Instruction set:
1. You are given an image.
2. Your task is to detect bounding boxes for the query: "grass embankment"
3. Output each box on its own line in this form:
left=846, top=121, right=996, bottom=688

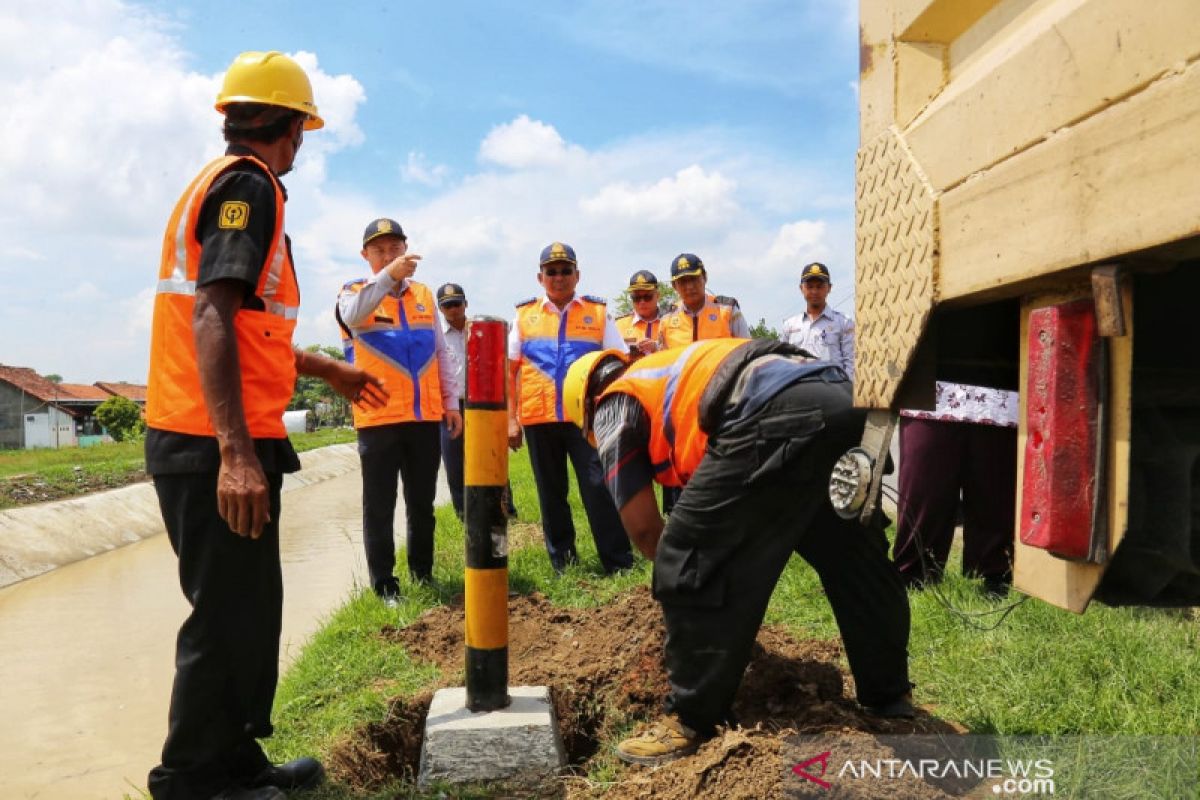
left=262, top=451, right=1200, bottom=799
left=0, top=428, right=356, bottom=510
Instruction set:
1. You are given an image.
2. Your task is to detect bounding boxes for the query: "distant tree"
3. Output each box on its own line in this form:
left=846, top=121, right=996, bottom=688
left=94, top=396, right=145, bottom=442
left=45, top=374, right=63, bottom=384
left=611, top=284, right=679, bottom=317
left=749, top=318, right=779, bottom=340
left=289, top=344, right=353, bottom=426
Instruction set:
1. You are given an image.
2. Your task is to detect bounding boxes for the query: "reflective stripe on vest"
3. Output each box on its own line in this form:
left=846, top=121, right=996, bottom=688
left=660, top=295, right=736, bottom=350
left=339, top=280, right=444, bottom=427
left=146, top=155, right=298, bottom=439
left=601, top=338, right=747, bottom=486
left=517, top=298, right=607, bottom=424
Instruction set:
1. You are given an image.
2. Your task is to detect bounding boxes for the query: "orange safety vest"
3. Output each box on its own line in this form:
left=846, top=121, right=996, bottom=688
left=337, top=280, right=444, bottom=427
left=660, top=294, right=739, bottom=350
left=614, top=313, right=659, bottom=344
left=515, top=295, right=608, bottom=424
left=600, top=338, right=747, bottom=486
left=146, top=155, right=298, bottom=439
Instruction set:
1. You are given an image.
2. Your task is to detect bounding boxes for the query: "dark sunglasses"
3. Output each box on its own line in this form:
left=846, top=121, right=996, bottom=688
left=630, top=293, right=656, bottom=302
left=542, top=267, right=576, bottom=277
left=439, top=300, right=464, bottom=309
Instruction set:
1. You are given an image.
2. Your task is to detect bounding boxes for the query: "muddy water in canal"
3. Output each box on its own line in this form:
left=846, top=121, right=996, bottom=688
left=0, top=469, right=425, bottom=800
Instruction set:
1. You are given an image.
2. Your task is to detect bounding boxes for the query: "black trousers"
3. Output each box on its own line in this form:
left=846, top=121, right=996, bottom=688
left=655, top=379, right=912, bottom=734
left=524, top=421, right=633, bottom=573
left=893, top=416, right=1017, bottom=586
left=359, top=421, right=441, bottom=593
left=148, top=472, right=283, bottom=800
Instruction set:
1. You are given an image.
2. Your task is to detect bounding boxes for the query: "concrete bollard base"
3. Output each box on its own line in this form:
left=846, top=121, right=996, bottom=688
left=417, top=685, right=565, bottom=789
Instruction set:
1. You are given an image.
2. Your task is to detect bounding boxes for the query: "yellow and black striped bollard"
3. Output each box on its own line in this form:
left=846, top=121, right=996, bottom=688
left=463, top=316, right=511, bottom=711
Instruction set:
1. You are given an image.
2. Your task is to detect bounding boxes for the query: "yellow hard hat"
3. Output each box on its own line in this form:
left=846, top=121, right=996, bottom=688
left=215, top=51, right=324, bottom=130
left=564, top=349, right=629, bottom=446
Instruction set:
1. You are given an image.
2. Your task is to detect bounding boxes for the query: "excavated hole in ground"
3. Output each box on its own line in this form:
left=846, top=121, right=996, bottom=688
left=327, top=585, right=967, bottom=799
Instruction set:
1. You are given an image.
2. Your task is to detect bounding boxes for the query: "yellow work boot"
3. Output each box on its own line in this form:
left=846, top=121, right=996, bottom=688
left=616, top=715, right=703, bottom=765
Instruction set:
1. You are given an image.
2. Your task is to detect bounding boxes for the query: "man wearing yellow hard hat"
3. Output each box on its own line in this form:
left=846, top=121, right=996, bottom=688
left=562, top=339, right=913, bottom=766
left=145, top=51, right=386, bottom=800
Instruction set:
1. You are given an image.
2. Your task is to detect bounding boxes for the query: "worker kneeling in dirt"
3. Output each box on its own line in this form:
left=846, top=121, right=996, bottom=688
left=564, top=337, right=914, bottom=765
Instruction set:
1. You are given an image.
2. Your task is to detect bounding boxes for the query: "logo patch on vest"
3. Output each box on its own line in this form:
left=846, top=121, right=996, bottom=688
left=416, top=303, right=427, bottom=312
left=583, top=316, right=593, bottom=324
left=709, top=313, right=717, bottom=321
left=217, top=201, right=250, bottom=230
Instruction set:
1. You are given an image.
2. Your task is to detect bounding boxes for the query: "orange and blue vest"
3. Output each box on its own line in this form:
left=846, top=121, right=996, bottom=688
left=614, top=312, right=660, bottom=345
left=146, top=155, right=298, bottom=439
left=659, top=294, right=740, bottom=350
left=600, top=338, right=747, bottom=486
left=338, top=280, right=444, bottom=428
left=515, top=295, right=608, bottom=424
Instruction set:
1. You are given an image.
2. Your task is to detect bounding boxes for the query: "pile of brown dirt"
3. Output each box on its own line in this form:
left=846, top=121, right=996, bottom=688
left=328, top=585, right=965, bottom=798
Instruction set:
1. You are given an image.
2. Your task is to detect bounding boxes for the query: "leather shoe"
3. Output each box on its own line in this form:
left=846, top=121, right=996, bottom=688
left=862, top=691, right=916, bottom=719
left=248, top=756, right=325, bottom=791
left=616, top=715, right=704, bottom=765
left=211, top=787, right=286, bottom=800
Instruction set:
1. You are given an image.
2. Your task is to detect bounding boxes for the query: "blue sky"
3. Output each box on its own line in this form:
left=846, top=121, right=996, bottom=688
left=0, top=0, right=860, bottom=383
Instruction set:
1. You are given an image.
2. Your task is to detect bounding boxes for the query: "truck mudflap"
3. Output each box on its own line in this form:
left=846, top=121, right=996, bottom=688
left=1019, top=298, right=1107, bottom=563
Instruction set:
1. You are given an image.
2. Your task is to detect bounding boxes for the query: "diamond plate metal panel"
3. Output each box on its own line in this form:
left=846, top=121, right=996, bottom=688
left=854, top=125, right=938, bottom=408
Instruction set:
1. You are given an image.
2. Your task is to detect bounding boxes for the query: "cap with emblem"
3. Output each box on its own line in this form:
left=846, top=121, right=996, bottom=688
left=800, top=262, right=831, bottom=283
left=628, top=270, right=658, bottom=291
left=539, top=241, right=577, bottom=267
left=362, top=218, right=406, bottom=246
left=670, top=253, right=705, bottom=280
left=436, top=282, right=466, bottom=306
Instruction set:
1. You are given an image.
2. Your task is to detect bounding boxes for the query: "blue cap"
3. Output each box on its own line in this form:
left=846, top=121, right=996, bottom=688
left=362, top=218, right=405, bottom=246
left=670, top=253, right=705, bottom=280
left=800, top=262, right=831, bottom=282
left=540, top=241, right=577, bottom=267
left=628, top=270, right=658, bottom=290
left=436, top=283, right=465, bottom=306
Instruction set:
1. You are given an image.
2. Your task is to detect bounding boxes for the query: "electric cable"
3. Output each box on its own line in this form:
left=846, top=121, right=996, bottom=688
left=880, top=483, right=1029, bottom=631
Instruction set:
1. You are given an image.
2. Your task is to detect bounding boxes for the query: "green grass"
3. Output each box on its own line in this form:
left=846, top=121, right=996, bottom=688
left=291, top=427, right=359, bottom=453
left=207, top=451, right=1200, bottom=796
left=0, top=429, right=356, bottom=510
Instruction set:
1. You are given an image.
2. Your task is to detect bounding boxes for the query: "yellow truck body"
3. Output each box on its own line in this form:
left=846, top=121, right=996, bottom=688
left=855, top=0, right=1200, bottom=611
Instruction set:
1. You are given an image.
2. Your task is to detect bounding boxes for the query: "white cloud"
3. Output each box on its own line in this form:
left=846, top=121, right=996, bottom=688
left=0, top=1, right=856, bottom=382
left=282, top=115, right=852, bottom=341
left=0, top=2, right=367, bottom=382
left=401, top=151, right=450, bottom=187
left=766, top=220, right=830, bottom=263
left=581, top=165, right=738, bottom=226
left=478, top=115, right=582, bottom=169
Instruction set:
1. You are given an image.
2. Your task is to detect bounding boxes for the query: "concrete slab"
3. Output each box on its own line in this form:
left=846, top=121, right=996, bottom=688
left=418, top=685, right=565, bottom=788
left=0, top=443, right=364, bottom=588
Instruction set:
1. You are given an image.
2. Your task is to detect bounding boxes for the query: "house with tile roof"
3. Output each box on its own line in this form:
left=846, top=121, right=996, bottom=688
left=0, top=365, right=148, bottom=449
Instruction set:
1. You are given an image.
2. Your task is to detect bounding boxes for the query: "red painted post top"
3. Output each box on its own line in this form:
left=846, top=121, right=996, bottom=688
left=466, top=317, right=507, bottom=406
left=1019, top=298, right=1100, bottom=561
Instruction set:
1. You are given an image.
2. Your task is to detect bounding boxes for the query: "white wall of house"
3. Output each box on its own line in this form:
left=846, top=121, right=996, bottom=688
left=23, top=407, right=77, bottom=449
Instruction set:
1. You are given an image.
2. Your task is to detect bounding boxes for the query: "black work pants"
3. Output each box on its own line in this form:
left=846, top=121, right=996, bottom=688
left=655, top=379, right=911, bottom=734
left=893, top=416, right=1017, bottom=586
left=524, top=421, right=633, bottom=573
left=148, top=472, right=283, bottom=800
left=359, top=421, right=441, bottom=593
